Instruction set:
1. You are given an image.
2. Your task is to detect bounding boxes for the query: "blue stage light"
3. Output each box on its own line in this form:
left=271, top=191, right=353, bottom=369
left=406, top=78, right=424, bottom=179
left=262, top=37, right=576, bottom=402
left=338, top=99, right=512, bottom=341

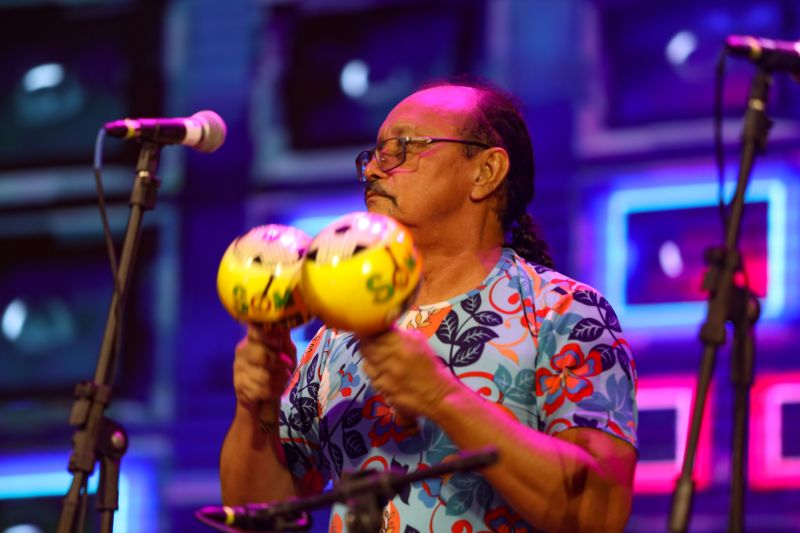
left=606, top=171, right=789, bottom=329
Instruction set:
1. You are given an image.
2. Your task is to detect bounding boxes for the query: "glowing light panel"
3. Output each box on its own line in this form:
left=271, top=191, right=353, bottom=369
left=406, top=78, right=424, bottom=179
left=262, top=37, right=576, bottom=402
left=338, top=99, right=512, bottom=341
left=1, top=299, right=27, bottom=341
left=340, top=59, right=369, bottom=99
left=665, top=30, right=698, bottom=66
left=749, top=372, right=800, bottom=490
left=22, top=63, right=65, bottom=92
left=0, top=452, right=157, bottom=533
left=634, top=376, right=713, bottom=494
left=606, top=177, right=787, bottom=328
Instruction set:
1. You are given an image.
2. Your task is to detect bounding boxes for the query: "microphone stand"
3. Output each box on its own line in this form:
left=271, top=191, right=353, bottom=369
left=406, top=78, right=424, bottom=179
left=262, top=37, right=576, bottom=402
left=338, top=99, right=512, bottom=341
left=669, top=68, right=771, bottom=533
left=58, top=142, right=163, bottom=533
left=196, top=447, right=499, bottom=533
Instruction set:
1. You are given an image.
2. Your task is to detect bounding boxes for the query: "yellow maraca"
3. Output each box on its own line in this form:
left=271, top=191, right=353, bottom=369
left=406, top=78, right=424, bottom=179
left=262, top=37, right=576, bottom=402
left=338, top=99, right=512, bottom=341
left=217, top=224, right=313, bottom=428
left=217, top=224, right=312, bottom=328
left=299, top=212, right=422, bottom=335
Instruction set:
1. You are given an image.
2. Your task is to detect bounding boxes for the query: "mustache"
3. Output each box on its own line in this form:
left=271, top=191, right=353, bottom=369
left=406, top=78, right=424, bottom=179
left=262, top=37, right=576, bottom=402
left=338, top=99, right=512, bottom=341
left=364, top=182, right=397, bottom=205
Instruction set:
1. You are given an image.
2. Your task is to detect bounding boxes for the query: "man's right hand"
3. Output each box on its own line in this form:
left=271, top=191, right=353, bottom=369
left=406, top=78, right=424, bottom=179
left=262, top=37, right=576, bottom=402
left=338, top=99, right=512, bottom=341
left=233, top=325, right=297, bottom=414
left=223, top=324, right=300, bottom=505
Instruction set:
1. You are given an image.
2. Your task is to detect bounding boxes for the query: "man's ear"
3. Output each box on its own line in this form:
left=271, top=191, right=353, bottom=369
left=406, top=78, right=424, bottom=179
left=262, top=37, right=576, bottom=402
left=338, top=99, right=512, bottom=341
left=470, top=147, right=510, bottom=201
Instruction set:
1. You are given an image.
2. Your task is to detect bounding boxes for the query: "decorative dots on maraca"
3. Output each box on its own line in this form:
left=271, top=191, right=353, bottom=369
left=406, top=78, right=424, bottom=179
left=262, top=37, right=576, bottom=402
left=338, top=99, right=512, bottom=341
left=217, top=224, right=312, bottom=328
left=300, top=212, right=422, bottom=335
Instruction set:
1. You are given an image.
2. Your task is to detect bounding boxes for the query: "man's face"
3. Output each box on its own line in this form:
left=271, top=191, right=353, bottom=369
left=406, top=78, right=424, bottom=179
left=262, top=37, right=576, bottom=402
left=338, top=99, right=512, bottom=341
left=363, top=86, right=483, bottom=231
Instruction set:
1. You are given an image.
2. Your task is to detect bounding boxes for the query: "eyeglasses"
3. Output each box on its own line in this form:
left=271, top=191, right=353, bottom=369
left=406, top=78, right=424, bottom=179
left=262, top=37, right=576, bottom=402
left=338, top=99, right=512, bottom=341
left=356, top=136, right=491, bottom=183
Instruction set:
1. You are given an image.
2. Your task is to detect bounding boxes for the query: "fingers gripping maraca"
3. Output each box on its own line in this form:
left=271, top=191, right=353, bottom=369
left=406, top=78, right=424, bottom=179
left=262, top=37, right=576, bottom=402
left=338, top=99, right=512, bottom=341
left=217, top=225, right=313, bottom=415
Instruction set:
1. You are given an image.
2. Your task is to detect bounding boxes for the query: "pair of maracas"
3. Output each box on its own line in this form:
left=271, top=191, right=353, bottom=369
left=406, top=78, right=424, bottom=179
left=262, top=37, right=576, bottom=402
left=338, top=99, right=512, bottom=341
left=217, top=212, right=423, bottom=427
left=217, top=211, right=422, bottom=341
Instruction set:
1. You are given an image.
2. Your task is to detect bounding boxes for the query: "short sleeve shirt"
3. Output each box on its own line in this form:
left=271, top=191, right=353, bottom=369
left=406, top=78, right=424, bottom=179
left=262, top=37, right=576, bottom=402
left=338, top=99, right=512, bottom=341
left=279, top=248, right=638, bottom=532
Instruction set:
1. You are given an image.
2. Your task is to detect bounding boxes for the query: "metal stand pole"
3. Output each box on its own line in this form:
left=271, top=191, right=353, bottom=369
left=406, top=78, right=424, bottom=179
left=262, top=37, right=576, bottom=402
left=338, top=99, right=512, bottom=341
left=668, top=68, right=771, bottom=533
left=58, top=142, right=162, bottom=533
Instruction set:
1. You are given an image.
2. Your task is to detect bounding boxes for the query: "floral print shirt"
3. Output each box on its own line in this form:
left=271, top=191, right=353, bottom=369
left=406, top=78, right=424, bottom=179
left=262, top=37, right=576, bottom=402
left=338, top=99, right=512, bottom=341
left=279, top=248, right=638, bottom=532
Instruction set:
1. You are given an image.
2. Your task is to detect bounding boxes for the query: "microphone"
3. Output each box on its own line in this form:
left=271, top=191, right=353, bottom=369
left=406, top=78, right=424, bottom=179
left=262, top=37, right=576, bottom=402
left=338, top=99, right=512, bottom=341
left=725, top=35, right=800, bottom=74
left=103, top=110, right=227, bottom=153
left=195, top=503, right=310, bottom=532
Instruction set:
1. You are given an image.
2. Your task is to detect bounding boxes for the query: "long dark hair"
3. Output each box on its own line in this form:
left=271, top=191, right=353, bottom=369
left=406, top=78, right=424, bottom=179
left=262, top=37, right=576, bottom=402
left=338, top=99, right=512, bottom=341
left=422, top=77, right=554, bottom=268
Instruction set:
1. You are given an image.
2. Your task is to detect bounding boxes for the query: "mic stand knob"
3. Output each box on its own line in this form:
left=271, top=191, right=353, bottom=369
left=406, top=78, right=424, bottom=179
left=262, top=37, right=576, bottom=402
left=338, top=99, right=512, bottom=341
left=343, top=471, right=386, bottom=533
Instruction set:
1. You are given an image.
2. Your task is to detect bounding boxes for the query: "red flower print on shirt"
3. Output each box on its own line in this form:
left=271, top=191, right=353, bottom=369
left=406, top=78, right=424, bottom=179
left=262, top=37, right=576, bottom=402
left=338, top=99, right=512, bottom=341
left=363, top=395, right=418, bottom=447
left=484, top=505, right=532, bottom=533
left=535, top=342, right=602, bottom=415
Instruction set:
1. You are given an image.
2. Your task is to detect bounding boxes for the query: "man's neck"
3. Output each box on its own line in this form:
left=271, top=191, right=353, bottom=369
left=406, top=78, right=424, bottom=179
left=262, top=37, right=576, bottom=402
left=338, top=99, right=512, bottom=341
left=413, top=243, right=503, bottom=306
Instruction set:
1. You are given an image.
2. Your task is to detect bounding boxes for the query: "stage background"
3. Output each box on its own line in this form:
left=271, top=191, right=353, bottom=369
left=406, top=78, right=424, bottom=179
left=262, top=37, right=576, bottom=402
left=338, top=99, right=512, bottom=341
left=1, top=0, right=799, bottom=531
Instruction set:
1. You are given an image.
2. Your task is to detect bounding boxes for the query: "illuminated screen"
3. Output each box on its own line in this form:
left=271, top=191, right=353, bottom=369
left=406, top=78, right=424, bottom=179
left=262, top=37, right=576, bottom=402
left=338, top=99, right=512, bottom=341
left=0, top=229, right=157, bottom=400
left=634, top=376, right=714, bottom=493
left=626, top=201, right=768, bottom=304
left=0, top=3, right=162, bottom=169
left=0, top=205, right=176, bottom=429
left=598, top=0, right=799, bottom=127
left=0, top=495, right=100, bottom=532
left=783, top=403, right=800, bottom=457
left=277, top=1, right=483, bottom=150
left=750, top=373, right=800, bottom=489
left=638, top=408, right=677, bottom=462
left=606, top=178, right=787, bottom=328
left=0, top=451, right=157, bottom=533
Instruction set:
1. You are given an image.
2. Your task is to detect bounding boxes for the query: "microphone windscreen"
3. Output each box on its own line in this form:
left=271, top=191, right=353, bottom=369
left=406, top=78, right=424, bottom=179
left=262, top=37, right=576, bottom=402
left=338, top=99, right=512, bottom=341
left=193, top=110, right=227, bottom=153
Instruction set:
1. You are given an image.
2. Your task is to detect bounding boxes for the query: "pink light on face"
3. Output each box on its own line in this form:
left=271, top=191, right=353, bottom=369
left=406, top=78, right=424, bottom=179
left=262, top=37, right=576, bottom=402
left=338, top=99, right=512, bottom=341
left=749, top=372, right=800, bottom=490
left=634, top=375, right=714, bottom=494
left=404, top=86, right=480, bottom=115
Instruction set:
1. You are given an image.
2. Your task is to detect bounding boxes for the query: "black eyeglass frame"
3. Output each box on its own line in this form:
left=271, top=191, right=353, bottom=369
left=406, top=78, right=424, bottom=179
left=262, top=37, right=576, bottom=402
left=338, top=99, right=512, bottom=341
left=356, top=136, right=492, bottom=183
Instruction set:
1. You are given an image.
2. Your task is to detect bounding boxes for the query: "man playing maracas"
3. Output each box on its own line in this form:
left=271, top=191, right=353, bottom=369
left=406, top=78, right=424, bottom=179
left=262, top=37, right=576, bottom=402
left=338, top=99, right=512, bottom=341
left=220, top=80, right=638, bottom=533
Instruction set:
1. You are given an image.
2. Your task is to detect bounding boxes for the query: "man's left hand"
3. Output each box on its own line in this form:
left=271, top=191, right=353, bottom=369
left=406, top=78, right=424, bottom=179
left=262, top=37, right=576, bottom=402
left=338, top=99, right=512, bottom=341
left=358, top=326, right=461, bottom=420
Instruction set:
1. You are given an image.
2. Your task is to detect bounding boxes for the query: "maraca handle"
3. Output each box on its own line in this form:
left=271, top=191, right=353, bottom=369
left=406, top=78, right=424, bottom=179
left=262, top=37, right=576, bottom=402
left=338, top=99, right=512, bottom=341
left=245, top=323, right=295, bottom=430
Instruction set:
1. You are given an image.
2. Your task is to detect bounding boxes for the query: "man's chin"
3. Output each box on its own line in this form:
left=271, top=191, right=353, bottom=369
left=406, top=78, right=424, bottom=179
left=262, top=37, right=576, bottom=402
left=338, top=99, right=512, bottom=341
left=365, top=195, right=395, bottom=214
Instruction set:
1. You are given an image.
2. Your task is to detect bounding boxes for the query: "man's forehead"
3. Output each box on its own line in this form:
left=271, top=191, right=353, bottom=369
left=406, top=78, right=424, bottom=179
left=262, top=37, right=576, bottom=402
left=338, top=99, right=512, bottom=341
left=378, top=85, right=480, bottom=138
left=406, top=85, right=481, bottom=109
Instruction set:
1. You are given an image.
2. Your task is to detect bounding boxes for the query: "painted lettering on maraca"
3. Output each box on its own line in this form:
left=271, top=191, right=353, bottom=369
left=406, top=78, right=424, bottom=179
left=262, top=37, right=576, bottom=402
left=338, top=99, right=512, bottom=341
left=365, top=245, right=416, bottom=303
left=404, top=253, right=417, bottom=273
left=232, top=285, right=249, bottom=315
left=388, top=245, right=416, bottom=290
left=366, top=273, right=394, bottom=303
left=217, top=224, right=312, bottom=327
left=250, top=274, right=295, bottom=313
left=272, top=289, right=294, bottom=310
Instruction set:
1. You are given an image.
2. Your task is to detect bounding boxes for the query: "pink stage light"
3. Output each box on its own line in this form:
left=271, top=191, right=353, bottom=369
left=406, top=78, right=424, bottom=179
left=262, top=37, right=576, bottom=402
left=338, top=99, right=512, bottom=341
left=749, top=372, right=800, bottom=490
left=634, top=375, right=714, bottom=494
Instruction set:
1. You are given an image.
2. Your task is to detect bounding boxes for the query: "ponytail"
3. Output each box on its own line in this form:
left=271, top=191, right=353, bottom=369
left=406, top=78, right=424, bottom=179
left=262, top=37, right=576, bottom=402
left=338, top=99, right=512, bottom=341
left=505, top=212, right=554, bottom=269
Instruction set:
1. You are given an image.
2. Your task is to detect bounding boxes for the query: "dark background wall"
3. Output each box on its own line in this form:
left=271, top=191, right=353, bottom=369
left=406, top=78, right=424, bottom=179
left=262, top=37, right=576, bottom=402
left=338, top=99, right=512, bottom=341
left=1, top=0, right=800, bottom=531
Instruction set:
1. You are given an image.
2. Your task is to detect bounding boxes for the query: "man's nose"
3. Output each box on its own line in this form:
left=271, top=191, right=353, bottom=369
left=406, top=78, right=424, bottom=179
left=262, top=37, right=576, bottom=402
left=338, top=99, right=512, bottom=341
left=364, top=154, right=388, bottom=182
